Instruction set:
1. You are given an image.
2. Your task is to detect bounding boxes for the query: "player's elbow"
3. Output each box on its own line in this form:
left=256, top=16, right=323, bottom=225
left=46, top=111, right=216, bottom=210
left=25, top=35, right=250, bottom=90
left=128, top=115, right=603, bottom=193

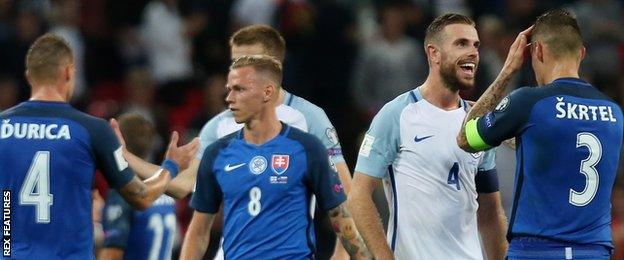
left=457, top=133, right=473, bottom=152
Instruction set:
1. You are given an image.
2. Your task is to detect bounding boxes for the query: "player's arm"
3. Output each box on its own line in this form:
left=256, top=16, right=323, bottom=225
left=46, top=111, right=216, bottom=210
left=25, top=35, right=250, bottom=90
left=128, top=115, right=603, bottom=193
left=180, top=211, right=215, bottom=260
left=458, top=26, right=533, bottom=152
left=349, top=173, right=392, bottom=259
left=181, top=142, right=223, bottom=259
left=474, top=150, right=507, bottom=260
left=109, top=118, right=200, bottom=199
left=326, top=202, right=371, bottom=259
left=477, top=192, right=507, bottom=260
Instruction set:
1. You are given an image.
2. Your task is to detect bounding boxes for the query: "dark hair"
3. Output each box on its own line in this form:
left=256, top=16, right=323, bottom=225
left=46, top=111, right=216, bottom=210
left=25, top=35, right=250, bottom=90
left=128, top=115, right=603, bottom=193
left=117, top=113, right=155, bottom=159
left=532, top=9, right=583, bottom=59
left=425, top=13, right=475, bottom=45
left=230, top=25, right=286, bottom=62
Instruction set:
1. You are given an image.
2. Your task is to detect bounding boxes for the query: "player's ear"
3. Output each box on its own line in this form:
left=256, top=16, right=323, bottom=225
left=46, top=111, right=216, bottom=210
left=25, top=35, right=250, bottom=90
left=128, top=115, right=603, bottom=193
left=535, top=42, right=544, bottom=63
left=426, top=44, right=440, bottom=64
left=264, top=83, right=274, bottom=103
left=579, top=45, right=586, bottom=61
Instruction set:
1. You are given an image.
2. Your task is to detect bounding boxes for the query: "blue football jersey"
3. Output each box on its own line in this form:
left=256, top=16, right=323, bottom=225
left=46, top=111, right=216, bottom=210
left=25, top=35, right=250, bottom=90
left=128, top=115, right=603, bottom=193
left=0, top=101, right=134, bottom=259
left=102, top=191, right=177, bottom=260
left=474, top=78, right=624, bottom=247
left=191, top=123, right=346, bottom=259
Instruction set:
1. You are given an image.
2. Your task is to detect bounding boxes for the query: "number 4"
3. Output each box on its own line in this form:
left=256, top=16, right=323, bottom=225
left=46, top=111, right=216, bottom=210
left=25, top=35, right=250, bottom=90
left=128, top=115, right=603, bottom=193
left=447, top=162, right=460, bottom=190
left=19, top=151, right=54, bottom=223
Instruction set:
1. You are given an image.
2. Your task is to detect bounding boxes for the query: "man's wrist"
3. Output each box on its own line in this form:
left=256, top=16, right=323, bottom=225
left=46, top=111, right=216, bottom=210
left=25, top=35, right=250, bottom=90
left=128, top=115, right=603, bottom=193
left=161, top=159, right=179, bottom=178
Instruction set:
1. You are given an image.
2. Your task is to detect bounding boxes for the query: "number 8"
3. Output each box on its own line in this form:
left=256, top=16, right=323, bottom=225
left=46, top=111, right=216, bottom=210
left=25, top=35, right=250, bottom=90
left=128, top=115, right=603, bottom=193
left=248, top=186, right=262, bottom=216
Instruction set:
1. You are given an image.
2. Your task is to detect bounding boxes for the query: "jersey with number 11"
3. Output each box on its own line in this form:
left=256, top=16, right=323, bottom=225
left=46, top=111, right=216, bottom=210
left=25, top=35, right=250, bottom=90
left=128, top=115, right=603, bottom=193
left=0, top=101, right=133, bottom=259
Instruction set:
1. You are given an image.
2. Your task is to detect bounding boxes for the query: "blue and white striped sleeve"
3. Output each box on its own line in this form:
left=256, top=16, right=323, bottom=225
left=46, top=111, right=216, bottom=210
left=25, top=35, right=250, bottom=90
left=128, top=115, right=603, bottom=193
left=354, top=99, right=403, bottom=179
left=195, top=115, right=221, bottom=160
left=294, top=98, right=346, bottom=165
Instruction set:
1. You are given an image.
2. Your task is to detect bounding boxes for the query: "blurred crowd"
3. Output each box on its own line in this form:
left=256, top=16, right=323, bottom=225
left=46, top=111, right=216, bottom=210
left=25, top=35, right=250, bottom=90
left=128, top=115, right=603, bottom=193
left=1, top=0, right=623, bottom=259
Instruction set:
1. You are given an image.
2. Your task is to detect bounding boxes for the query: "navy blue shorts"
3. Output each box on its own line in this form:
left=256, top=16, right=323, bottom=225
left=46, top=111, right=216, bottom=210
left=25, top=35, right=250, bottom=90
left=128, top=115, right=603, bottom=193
left=506, top=236, right=612, bottom=260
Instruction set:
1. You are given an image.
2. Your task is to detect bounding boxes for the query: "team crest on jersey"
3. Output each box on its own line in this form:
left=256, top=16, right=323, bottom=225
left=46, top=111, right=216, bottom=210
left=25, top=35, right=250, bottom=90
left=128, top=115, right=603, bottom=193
left=249, top=156, right=267, bottom=175
left=271, top=155, right=290, bottom=175
left=471, top=151, right=484, bottom=159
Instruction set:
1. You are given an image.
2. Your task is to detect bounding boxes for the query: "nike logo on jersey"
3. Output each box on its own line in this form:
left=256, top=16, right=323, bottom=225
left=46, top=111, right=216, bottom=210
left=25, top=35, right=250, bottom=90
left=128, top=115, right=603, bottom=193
left=414, top=135, right=434, bottom=142
left=224, top=163, right=246, bottom=172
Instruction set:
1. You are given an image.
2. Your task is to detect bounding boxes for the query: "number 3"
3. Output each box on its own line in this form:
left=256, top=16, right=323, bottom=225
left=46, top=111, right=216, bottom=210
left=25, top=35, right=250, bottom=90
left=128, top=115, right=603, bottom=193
left=570, top=133, right=601, bottom=206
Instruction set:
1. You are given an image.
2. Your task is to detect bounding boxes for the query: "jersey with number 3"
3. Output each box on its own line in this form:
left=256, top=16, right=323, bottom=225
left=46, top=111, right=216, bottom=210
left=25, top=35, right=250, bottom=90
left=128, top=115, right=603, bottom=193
left=191, top=124, right=345, bottom=259
left=0, top=101, right=134, bottom=259
left=355, top=88, right=497, bottom=260
left=474, top=78, right=624, bottom=247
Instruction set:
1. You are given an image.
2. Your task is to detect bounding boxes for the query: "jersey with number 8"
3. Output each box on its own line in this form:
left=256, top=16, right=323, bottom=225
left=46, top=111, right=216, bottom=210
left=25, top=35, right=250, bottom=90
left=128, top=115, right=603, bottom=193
left=191, top=124, right=345, bottom=259
left=469, top=78, right=624, bottom=247
left=0, top=101, right=134, bottom=259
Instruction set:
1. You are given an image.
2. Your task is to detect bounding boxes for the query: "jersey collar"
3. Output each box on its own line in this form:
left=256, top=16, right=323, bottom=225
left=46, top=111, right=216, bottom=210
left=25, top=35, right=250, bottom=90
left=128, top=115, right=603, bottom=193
left=552, top=77, right=592, bottom=87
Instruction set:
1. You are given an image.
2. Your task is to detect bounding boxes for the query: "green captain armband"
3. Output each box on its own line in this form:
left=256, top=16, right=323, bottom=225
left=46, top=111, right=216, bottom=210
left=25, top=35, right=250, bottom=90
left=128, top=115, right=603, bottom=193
left=465, top=118, right=491, bottom=151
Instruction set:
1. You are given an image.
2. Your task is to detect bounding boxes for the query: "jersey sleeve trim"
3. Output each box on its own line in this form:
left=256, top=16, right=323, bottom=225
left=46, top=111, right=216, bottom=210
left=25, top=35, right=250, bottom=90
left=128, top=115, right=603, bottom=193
left=466, top=118, right=492, bottom=151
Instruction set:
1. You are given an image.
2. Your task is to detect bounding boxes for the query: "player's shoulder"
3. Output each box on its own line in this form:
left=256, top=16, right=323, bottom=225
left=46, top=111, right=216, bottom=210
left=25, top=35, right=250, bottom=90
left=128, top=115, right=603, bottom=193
left=202, top=130, right=238, bottom=159
left=285, top=92, right=328, bottom=118
left=284, top=124, right=325, bottom=153
left=1, top=101, right=109, bottom=130
left=376, top=89, right=421, bottom=118
left=199, top=109, right=234, bottom=134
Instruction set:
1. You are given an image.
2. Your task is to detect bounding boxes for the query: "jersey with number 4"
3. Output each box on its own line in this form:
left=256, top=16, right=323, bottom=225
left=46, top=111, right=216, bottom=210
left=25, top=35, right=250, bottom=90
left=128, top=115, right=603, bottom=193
left=0, top=101, right=133, bottom=259
left=355, top=88, right=496, bottom=260
left=472, top=78, right=624, bottom=247
left=191, top=124, right=345, bottom=259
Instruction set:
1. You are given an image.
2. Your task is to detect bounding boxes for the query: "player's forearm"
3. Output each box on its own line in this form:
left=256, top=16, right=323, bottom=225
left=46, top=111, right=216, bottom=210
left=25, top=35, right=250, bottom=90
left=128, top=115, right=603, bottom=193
left=165, top=159, right=199, bottom=199
left=98, top=248, right=124, bottom=260
left=335, top=162, right=352, bottom=194
left=458, top=72, right=514, bottom=152
left=477, top=193, right=508, bottom=260
left=119, top=170, right=171, bottom=210
left=124, top=150, right=160, bottom=179
left=180, top=212, right=214, bottom=260
left=348, top=188, right=393, bottom=259
left=328, top=202, right=372, bottom=259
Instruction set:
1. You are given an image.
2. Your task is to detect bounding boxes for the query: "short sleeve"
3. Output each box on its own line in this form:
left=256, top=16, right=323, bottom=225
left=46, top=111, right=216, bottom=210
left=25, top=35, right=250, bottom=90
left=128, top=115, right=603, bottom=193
left=478, top=149, right=496, bottom=172
left=466, top=88, right=534, bottom=150
left=303, top=136, right=346, bottom=211
left=102, top=191, right=132, bottom=248
left=195, top=116, right=220, bottom=160
left=354, top=100, right=402, bottom=178
left=294, top=99, right=346, bottom=165
left=190, top=141, right=223, bottom=213
left=92, top=121, right=134, bottom=189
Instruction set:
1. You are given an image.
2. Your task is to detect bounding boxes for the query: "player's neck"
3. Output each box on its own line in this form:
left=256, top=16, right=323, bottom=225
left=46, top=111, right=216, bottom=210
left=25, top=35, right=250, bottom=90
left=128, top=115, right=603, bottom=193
left=243, top=110, right=282, bottom=145
left=420, top=77, right=461, bottom=110
left=29, top=86, right=67, bottom=102
left=541, top=61, right=580, bottom=85
left=276, top=89, right=286, bottom=106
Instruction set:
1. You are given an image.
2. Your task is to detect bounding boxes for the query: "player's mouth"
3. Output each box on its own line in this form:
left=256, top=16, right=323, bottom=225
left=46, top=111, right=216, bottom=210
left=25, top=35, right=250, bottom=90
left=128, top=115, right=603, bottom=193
left=458, top=62, right=476, bottom=78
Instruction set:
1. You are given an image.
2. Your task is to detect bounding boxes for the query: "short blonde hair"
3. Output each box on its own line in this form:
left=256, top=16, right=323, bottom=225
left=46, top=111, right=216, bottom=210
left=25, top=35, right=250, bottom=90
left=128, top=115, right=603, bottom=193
left=26, top=33, right=74, bottom=85
left=230, top=25, right=286, bottom=62
left=230, top=55, right=283, bottom=88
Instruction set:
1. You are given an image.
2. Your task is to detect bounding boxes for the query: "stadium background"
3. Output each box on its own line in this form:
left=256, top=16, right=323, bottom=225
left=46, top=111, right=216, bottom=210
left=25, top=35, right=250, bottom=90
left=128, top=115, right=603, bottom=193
left=0, top=0, right=622, bottom=259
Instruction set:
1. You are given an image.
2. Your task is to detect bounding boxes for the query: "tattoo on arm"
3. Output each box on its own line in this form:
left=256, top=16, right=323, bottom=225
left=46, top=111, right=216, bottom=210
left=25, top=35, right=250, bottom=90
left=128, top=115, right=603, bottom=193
left=329, top=203, right=373, bottom=260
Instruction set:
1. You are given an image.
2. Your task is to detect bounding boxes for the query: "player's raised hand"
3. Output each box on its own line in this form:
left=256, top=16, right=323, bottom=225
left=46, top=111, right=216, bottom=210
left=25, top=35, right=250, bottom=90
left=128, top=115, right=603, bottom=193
left=164, top=132, right=200, bottom=171
left=501, top=26, right=533, bottom=75
left=109, top=118, right=129, bottom=153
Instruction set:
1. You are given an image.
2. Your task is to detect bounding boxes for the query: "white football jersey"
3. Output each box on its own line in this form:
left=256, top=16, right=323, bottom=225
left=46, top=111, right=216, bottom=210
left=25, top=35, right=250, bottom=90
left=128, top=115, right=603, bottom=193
left=355, top=88, right=496, bottom=260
